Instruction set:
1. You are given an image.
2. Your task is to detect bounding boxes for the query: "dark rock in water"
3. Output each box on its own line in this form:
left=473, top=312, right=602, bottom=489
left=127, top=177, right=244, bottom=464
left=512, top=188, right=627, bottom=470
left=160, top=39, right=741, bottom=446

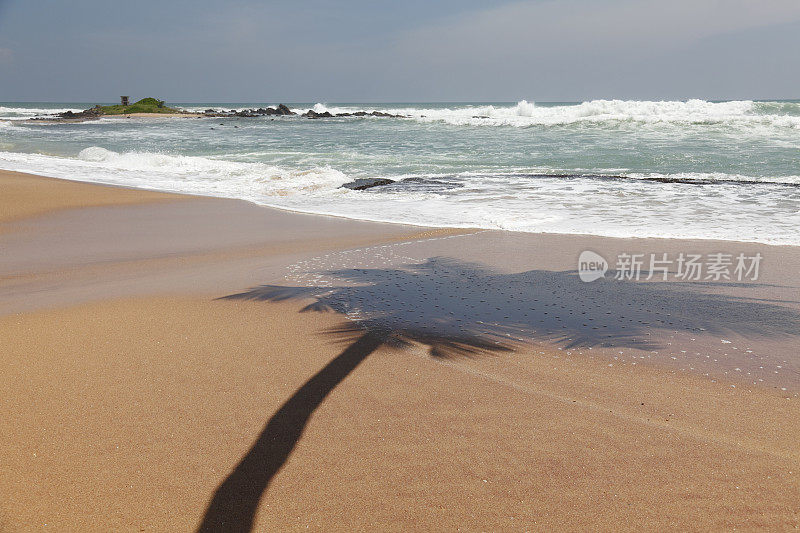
left=304, top=109, right=407, bottom=119
left=333, top=110, right=406, bottom=118
left=255, top=104, right=294, bottom=116
left=399, top=177, right=464, bottom=191
left=198, top=105, right=403, bottom=120
left=341, top=178, right=395, bottom=190
left=57, top=106, right=102, bottom=120
left=304, top=109, right=333, bottom=119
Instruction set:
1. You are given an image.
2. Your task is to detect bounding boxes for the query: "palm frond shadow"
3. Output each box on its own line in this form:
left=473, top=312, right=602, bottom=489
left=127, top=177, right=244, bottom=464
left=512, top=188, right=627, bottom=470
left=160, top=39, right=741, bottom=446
left=198, top=257, right=800, bottom=532
left=223, top=257, right=800, bottom=353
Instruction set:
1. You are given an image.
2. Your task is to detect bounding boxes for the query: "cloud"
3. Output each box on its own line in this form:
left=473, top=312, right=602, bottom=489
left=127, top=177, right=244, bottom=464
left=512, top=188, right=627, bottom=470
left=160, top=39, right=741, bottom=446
left=392, top=0, right=800, bottom=66
left=1, top=0, right=798, bottom=100
left=379, top=0, right=800, bottom=99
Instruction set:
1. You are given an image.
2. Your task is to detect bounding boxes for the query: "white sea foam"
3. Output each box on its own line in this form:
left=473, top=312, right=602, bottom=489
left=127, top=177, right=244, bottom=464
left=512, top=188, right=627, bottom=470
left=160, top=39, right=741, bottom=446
left=0, top=106, right=84, bottom=120
left=169, top=99, right=800, bottom=131
left=1, top=148, right=799, bottom=246
left=312, top=99, right=800, bottom=129
left=0, top=148, right=352, bottom=200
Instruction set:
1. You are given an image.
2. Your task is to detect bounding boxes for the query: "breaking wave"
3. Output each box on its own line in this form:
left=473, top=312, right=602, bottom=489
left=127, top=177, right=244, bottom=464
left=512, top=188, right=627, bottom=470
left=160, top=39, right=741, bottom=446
left=10, top=100, right=800, bottom=130
left=0, top=105, right=84, bottom=120
left=0, top=148, right=352, bottom=200
left=310, top=99, right=800, bottom=129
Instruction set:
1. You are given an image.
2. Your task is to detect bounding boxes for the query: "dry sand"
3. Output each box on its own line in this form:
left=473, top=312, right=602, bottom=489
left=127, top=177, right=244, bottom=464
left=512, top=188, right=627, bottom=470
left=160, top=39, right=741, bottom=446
left=1, top=170, right=798, bottom=531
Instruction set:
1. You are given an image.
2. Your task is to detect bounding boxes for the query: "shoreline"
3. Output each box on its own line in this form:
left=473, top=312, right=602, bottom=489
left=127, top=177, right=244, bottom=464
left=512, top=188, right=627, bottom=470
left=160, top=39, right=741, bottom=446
left=3, top=169, right=800, bottom=392
left=1, top=169, right=798, bottom=530
left=2, top=165, right=799, bottom=248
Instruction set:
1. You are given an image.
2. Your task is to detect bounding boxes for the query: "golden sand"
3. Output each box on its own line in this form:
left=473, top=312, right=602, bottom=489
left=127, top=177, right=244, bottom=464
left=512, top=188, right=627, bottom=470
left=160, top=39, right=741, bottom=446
left=1, top=171, right=798, bottom=531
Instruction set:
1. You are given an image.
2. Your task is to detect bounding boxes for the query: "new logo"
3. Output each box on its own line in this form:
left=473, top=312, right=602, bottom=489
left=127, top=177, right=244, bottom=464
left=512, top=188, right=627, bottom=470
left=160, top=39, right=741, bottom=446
left=578, top=250, right=608, bottom=282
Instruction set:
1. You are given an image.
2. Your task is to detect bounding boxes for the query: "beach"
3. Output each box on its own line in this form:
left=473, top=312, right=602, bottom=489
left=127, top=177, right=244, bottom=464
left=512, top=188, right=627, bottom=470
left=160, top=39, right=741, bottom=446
left=1, top=170, right=798, bottom=531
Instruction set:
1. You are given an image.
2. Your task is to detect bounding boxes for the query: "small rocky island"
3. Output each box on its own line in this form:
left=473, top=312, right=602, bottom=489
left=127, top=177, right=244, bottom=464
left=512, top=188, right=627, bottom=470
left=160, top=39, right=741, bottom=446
left=57, top=97, right=183, bottom=119
left=49, top=97, right=406, bottom=120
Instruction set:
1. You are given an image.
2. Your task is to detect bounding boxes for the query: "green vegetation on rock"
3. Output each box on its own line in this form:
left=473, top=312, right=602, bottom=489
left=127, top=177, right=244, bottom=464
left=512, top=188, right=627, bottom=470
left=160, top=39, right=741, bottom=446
left=97, top=97, right=179, bottom=115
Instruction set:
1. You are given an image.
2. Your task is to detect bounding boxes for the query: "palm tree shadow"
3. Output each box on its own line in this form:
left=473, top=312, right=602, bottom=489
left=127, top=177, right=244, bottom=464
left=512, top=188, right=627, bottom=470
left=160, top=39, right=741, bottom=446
left=199, top=257, right=800, bottom=531
left=198, top=327, right=510, bottom=533
left=197, top=330, right=386, bottom=532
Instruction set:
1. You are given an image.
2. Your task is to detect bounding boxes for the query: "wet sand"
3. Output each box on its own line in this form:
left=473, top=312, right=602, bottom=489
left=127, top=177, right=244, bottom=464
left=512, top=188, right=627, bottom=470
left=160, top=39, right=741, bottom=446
left=0, top=170, right=179, bottom=226
left=1, top=170, right=798, bottom=531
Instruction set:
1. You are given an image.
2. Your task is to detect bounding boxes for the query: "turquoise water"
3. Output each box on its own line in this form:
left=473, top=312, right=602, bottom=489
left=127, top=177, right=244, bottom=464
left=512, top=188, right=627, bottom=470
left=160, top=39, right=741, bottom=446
left=1, top=100, right=799, bottom=244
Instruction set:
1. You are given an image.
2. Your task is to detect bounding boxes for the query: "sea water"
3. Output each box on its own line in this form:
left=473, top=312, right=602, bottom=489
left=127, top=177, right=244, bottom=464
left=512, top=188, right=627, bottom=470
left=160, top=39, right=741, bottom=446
left=1, top=100, right=798, bottom=244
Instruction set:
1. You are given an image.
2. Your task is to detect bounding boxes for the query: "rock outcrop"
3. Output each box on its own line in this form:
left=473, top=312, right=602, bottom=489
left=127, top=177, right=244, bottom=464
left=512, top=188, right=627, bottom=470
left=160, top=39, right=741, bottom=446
left=49, top=103, right=403, bottom=121
left=341, top=178, right=395, bottom=190
left=57, top=106, right=103, bottom=119
left=304, top=110, right=334, bottom=119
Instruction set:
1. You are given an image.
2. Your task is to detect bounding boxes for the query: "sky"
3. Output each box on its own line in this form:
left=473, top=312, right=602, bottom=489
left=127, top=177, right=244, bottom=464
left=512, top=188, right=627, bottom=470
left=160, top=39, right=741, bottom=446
left=1, top=0, right=799, bottom=103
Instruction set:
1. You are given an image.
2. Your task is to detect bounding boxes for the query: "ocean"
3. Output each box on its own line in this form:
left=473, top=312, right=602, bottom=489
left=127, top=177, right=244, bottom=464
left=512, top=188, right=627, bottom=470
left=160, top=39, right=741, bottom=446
left=1, top=100, right=799, bottom=245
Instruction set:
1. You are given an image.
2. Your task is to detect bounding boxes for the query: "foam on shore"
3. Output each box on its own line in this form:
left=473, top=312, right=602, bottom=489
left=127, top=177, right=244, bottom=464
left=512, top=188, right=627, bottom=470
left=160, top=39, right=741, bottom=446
left=1, top=148, right=799, bottom=245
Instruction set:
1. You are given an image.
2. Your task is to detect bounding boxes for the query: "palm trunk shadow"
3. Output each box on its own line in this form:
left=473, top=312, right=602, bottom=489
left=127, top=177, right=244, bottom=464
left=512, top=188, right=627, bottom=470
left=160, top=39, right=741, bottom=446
left=197, top=332, right=384, bottom=532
